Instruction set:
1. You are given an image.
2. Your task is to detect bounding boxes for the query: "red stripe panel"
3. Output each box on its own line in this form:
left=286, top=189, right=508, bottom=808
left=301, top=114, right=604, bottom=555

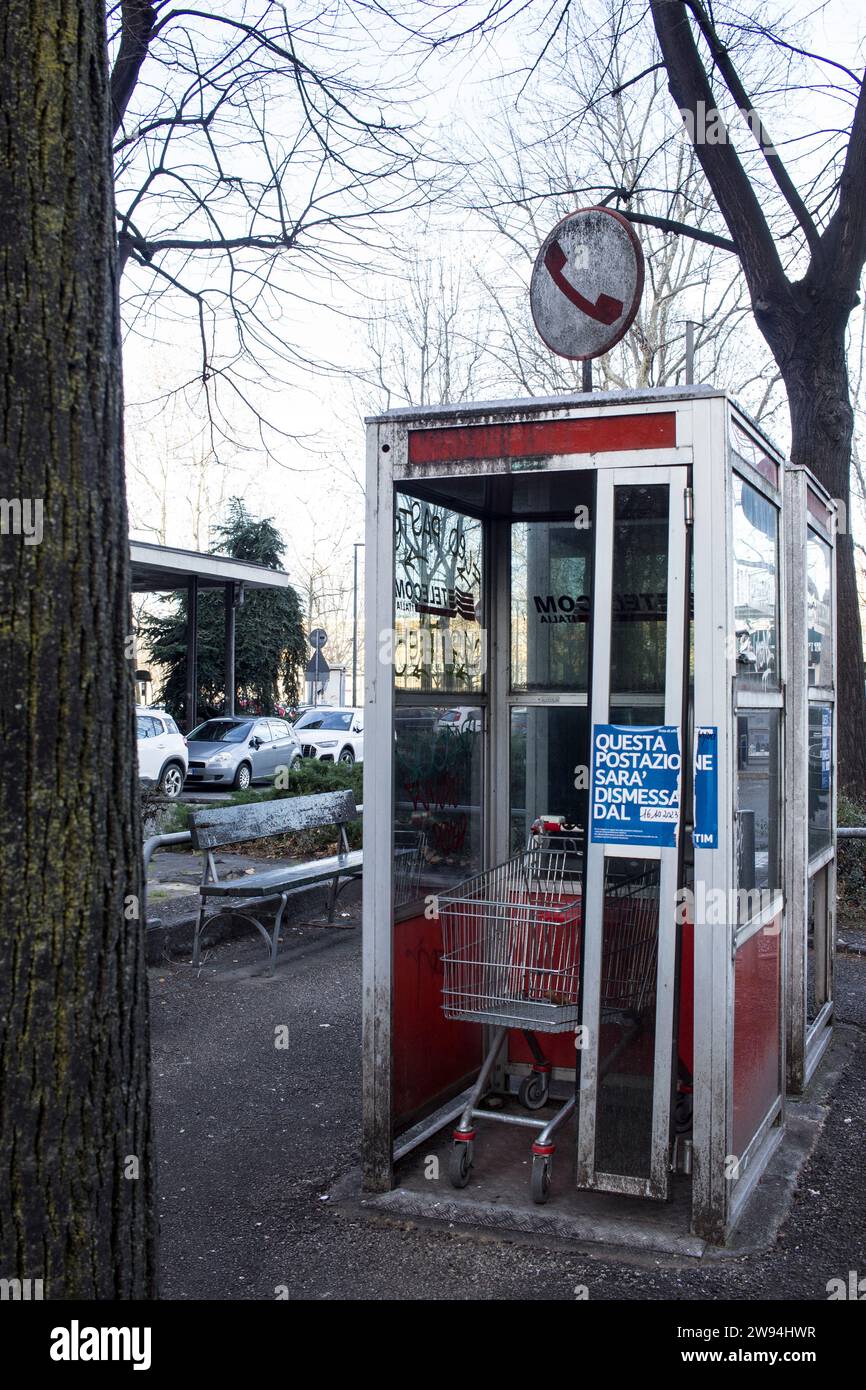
left=407, top=412, right=677, bottom=465
left=752, top=455, right=779, bottom=487
left=807, top=488, right=832, bottom=529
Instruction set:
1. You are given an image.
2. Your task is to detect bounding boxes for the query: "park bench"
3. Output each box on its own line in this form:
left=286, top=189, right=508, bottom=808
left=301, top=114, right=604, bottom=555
left=143, top=790, right=362, bottom=975
left=189, top=790, right=362, bottom=973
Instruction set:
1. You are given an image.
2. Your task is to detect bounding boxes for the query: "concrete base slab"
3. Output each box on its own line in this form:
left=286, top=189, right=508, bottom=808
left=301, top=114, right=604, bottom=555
left=360, top=1100, right=704, bottom=1257
left=349, top=1027, right=856, bottom=1261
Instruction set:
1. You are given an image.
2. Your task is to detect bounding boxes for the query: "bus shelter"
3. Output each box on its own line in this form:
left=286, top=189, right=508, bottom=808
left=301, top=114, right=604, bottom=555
left=361, top=385, right=836, bottom=1244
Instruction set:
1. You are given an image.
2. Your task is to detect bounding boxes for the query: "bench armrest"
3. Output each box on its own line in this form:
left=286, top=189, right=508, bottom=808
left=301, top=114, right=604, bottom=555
left=143, top=830, right=193, bottom=870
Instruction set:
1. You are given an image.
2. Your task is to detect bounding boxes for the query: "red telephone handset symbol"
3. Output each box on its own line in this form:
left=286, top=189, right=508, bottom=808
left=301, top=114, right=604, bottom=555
left=544, top=240, right=624, bottom=326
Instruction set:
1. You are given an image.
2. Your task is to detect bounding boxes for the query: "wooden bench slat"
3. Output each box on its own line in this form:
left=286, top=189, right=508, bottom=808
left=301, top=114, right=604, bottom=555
left=190, top=790, right=358, bottom=850
left=201, top=851, right=363, bottom=897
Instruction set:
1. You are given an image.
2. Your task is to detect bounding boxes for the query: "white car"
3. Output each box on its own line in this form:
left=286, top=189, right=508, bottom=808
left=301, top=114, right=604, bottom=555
left=136, top=706, right=188, bottom=798
left=294, top=707, right=364, bottom=764
left=436, top=707, right=481, bottom=735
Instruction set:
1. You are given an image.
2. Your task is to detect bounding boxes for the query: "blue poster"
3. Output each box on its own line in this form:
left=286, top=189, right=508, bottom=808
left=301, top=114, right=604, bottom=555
left=821, top=706, right=831, bottom=791
left=693, top=726, right=719, bottom=849
left=590, top=724, right=681, bottom=848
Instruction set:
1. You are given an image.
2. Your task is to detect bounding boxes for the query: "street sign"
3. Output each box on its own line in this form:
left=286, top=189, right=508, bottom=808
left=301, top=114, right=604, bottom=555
left=530, top=207, right=644, bottom=361
left=309, top=628, right=328, bottom=649
left=305, top=654, right=330, bottom=679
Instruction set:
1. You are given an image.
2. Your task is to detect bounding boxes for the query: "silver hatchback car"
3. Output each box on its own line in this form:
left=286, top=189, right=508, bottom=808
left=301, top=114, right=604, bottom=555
left=185, top=715, right=302, bottom=790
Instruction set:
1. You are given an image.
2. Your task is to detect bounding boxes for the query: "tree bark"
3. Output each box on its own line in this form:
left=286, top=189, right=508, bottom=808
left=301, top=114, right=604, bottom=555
left=0, top=0, right=156, bottom=1297
left=649, top=0, right=866, bottom=797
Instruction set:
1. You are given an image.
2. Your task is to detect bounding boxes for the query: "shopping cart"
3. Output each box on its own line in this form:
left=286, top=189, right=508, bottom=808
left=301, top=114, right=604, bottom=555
left=599, top=865, right=659, bottom=1026
left=439, top=843, right=658, bottom=1203
left=394, top=829, right=427, bottom=907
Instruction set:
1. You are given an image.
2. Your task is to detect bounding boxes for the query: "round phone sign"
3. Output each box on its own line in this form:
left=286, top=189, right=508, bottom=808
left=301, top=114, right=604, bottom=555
left=530, top=207, right=644, bottom=361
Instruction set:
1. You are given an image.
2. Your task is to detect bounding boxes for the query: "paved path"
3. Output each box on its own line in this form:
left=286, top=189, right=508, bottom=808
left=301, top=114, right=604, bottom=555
left=151, top=924, right=866, bottom=1301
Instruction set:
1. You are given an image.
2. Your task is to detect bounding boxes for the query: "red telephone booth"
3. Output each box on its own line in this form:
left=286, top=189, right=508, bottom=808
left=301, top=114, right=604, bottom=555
left=361, top=386, right=836, bottom=1245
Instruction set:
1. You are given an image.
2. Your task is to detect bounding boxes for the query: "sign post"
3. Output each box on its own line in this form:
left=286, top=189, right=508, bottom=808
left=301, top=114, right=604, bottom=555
left=307, top=627, right=329, bottom=706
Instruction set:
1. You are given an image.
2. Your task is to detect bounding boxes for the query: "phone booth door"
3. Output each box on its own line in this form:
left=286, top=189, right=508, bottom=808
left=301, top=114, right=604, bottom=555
left=575, top=465, right=689, bottom=1199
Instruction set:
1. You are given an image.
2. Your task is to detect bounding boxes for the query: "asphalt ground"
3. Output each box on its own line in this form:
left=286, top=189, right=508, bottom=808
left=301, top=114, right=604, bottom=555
left=151, top=920, right=866, bottom=1302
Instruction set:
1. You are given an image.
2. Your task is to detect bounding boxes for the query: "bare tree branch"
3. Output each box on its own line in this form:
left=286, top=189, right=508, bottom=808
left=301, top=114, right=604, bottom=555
left=681, top=0, right=821, bottom=255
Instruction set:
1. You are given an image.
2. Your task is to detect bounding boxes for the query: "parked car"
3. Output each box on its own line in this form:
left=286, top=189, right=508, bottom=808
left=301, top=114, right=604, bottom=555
left=294, top=707, right=364, bottom=764
left=186, top=715, right=302, bottom=790
left=136, top=706, right=188, bottom=799
left=436, top=707, right=481, bottom=735
left=393, top=707, right=439, bottom=736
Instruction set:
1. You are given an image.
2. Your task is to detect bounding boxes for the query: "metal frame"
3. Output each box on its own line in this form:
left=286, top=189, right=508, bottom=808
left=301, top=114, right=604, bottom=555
left=362, top=421, right=396, bottom=1190
left=724, top=402, right=789, bottom=1234
left=784, top=465, right=837, bottom=1093
left=577, top=464, right=687, bottom=1199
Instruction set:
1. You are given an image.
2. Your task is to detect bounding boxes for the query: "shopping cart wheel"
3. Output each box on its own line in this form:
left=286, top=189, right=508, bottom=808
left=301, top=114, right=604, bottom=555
left=531, top=1154, right=552, bottom=1204
left=519, top=1073, right=549, bottom=1111
left=449, top=1140, right=474, bottom=1188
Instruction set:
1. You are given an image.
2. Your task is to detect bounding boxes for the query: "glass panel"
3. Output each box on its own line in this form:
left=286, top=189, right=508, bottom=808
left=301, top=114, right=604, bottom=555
left=593, top=859, right=660, bottom=1180
left=731, top=421, right=779, bottom=487
left=509, top=706, right=589, bottom=854
left=733, top=924, right=781, bottom=1155
left=806, top=866, right=830, bottom=1025
left=732, top=476, right=779, bottom=690
left=735, top=710, right=782, bottom=916
left=608, top=703, right=666, bottom=726
left=394, top=494, right=484, bottom=694
left=806, top=530, right=833, bottom=688
left=510, top=518, right=592, bottom=691
left=610, top=485, right=669, bottom=699
left=808, top=703, right=832, bottom=858
left=393, top=704, right=483, bottom=903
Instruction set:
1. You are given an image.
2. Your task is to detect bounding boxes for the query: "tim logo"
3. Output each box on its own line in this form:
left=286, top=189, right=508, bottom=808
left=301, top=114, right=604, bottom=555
left=0, top=1278, right=43, bottom=1300
left=826, top=1270, right=866, bottom=1300
left=50, top=1321, right=152, bottom=1371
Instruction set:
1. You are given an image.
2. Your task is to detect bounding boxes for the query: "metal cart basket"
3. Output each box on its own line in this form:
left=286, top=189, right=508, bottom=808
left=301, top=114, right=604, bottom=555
left=599, top=864, right=659, bottom=1023
left=439, top=843, right=659, bottom=1202
left=441, top=838, right=583, bottom=1032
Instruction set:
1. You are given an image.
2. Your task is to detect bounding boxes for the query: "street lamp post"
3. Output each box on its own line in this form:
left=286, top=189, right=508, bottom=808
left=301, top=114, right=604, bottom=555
left=352, top=541, right=364, bottom=707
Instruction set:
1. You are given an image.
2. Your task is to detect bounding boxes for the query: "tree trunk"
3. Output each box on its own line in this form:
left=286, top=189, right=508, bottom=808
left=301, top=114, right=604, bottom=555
left=0, top=0, right=156, bottom=1297
left=777, top=325, right=866, bottom=796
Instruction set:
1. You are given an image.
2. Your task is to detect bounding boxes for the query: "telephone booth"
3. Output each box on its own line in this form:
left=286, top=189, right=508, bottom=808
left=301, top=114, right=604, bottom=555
left=361, top=386, right=836, bottom=1245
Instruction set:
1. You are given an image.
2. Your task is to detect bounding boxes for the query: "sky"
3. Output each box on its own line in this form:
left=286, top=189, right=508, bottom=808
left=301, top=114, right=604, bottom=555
left=120, top=0, right=866, bottom=668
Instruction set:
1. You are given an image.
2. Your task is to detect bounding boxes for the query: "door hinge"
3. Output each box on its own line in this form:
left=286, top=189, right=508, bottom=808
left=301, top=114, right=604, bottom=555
left=684, top=486, right=694, bottom=526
